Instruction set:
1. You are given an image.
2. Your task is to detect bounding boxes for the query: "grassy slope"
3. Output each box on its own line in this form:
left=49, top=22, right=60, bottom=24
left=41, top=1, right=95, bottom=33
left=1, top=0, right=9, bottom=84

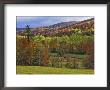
left=16, top=66, right=94, bottom=74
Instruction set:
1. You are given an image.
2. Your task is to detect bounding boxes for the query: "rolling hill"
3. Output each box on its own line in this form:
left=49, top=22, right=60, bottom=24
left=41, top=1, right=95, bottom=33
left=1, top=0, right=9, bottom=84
left=17, top=18, right=94, bottom=36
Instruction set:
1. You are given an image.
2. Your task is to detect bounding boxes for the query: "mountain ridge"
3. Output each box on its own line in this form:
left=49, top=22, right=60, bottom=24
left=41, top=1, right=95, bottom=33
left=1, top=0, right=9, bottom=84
left=17, top=18, right=94, bottom=36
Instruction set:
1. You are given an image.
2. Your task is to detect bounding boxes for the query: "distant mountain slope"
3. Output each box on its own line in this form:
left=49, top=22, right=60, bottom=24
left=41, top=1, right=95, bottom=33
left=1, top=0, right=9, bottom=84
left=17, top=18, right=94, bottom=36
left=17, top=21, right=78, bottom=31
left=16, top=28, right=25, bottom=31
left=45, top=21, right=78, bottom=29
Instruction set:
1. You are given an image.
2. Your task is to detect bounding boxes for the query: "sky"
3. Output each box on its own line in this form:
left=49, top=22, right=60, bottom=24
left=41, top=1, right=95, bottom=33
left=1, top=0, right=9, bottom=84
left=16, top=16, right=94, bottom=28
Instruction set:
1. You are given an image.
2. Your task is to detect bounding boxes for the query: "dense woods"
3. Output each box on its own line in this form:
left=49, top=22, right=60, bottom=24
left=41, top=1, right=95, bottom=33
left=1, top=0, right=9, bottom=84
left=16, top=18, right=94, bottom=69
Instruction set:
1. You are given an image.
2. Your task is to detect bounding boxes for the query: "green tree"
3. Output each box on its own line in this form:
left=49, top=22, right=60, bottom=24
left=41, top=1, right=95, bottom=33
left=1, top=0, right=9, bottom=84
left=25, top=25, right=32, bottom=43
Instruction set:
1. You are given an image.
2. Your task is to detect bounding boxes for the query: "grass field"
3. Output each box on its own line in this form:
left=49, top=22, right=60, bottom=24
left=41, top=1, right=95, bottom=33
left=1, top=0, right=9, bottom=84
left=16, top=66, right=94, bottom=74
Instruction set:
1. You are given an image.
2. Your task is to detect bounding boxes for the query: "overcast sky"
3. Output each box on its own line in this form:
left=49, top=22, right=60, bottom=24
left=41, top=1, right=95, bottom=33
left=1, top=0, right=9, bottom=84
left=17, top=16, right=94, bottom=28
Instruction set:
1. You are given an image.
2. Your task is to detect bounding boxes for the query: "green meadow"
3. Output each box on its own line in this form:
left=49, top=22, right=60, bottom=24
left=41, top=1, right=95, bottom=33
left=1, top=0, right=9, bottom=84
left=16, top=66, right=94, bottom=74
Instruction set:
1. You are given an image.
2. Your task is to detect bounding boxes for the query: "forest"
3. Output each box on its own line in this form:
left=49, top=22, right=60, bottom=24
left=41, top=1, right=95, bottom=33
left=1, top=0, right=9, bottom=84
left=16, top=18, right=94, bottom=74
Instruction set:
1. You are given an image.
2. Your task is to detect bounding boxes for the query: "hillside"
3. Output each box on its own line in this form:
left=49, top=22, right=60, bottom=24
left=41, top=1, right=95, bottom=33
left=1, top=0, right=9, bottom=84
left=17, top=18, right=94, bottom=36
